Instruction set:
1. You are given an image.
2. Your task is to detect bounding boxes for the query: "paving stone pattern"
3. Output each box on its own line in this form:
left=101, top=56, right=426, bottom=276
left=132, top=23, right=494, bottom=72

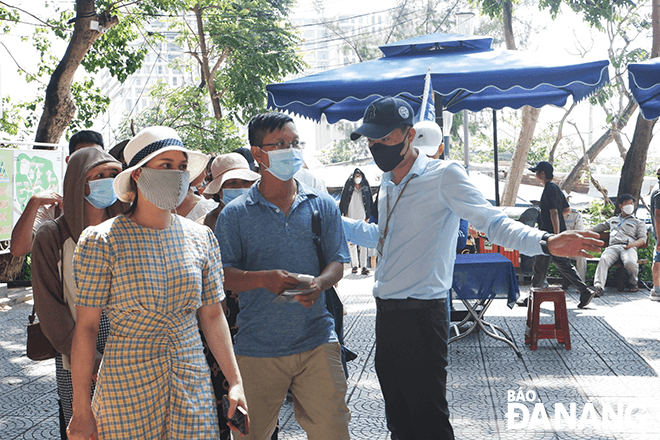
left=2, top=275, right=660, bottom=439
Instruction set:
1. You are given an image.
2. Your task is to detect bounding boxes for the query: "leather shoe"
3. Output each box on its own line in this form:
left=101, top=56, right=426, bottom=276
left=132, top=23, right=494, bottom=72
left=578, top=288, right=597, bottom=309
left=593, top=286, right=603, bottom=298
left=516, top=296, right=529, bottom=307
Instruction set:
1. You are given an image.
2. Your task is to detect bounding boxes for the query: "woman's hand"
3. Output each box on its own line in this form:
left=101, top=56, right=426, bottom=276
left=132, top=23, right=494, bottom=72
left=67, top=407, right=98, bottom=440
left=226, top=384, right=250, bottom=436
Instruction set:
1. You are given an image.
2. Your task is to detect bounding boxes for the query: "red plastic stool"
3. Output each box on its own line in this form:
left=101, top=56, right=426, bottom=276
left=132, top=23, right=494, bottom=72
left=525, top=287, right=571, bottom=350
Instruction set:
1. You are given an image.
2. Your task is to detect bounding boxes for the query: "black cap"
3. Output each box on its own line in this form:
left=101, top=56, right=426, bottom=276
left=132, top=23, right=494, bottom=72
left=350, top=97, right=414, bottom=141
left=529, top=161, right=553, bottom=178
left=232, top=147, right=255, bottom=171
left=109, top=139, right=129, bottom=166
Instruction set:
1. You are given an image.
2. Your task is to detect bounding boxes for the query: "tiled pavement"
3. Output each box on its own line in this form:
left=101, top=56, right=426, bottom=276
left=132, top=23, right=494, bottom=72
left=2, top=273, right=660, bottom=439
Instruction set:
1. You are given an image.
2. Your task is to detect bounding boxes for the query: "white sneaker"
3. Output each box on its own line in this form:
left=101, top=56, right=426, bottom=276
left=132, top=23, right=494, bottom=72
left=651, top=290, right=660, bottom=302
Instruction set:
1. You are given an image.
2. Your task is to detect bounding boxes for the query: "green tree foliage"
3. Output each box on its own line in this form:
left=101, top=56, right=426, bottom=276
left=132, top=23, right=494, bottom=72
left=168, top=0, right=304, bottom=121
left=119, top=0, right=304, bottom=149
left=538, top=0, right=636, bottom=31
left=1, top=1, right=172, bottom=142
left=117, top=82, right=244, bottom=154
left=3, top=0, right=302, bottom=148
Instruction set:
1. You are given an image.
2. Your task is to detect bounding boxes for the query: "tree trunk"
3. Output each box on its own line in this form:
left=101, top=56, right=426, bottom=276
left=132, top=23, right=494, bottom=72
left=33, top=1, right=118, bottom=148
left=653, top=0, right=659, bottom=58
left=502, top=1, right=516, bottom=50
left=615, top=0, right=659, bottom=204
left=501, top=106, right=540, bottom=206
left=500, top=1, right=542, bottom=206
left=193, top=5, right=223, bottom=119
left=560, top=99, right=637, bottom=192
left=616, top=115, right=657, bottom=202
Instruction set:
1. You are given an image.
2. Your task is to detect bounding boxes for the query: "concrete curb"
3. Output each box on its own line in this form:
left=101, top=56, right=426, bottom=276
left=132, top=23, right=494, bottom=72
left=0, top=285, right=33, bottom=307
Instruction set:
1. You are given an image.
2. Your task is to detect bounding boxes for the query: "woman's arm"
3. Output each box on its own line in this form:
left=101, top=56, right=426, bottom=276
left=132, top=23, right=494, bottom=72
left=198, top=302, right=249, bottom=435
left=66, top=306, right=102, bottom=440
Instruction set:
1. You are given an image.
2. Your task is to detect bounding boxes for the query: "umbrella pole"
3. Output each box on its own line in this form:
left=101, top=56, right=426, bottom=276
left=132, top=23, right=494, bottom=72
left=493, top=109, right=500, bottom=206
left=463, top=109, right=470, bottom=174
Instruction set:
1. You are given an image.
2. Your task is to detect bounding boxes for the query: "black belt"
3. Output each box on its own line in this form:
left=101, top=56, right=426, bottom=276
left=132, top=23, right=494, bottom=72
left=375, top=297, right=444, bottom=312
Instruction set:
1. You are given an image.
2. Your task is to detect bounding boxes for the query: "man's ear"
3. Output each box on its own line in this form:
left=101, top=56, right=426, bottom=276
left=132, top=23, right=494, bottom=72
left=131, top=168, right=141, bottom=181
left=437, top=143, right=445, bottom=157
left=251, top=146, right=264, bottom=169
left=407, top=127, right=416, bottom=143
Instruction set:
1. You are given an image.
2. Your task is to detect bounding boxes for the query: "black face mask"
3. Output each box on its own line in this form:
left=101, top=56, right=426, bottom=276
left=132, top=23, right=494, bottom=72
left=369, top=129, right=410, bottom=172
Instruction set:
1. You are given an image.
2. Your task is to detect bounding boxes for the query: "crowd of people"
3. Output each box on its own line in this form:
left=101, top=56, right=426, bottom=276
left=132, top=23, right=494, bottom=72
left=21, top=97, right=607, bottom=440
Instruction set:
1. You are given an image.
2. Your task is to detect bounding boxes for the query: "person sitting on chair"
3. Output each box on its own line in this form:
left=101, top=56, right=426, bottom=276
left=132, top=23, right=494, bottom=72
left=591, top=194, right=647, bottom=296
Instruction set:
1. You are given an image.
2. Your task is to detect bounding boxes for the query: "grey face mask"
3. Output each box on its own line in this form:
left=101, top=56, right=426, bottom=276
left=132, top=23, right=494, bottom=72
left=137, top=167, right=190, bottom=211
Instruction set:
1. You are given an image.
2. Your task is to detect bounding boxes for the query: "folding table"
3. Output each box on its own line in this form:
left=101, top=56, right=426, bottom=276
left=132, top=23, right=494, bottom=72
left=449, top=252, right=521, bottom=357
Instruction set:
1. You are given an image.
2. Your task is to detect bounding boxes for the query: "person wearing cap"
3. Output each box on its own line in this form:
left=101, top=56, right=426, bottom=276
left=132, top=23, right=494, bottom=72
left=339, top=168, right=373, bottom=275
left=232, top=147, right=256, bottom=171
left=11, top=130, right=107, bottom=257
left=412, top=120, right=444, bottom=159
left=525, top=161, right=596, bottom=309
left=108, top=139, right=129, bottom=167
left=412, top=120, right=470, bottom=254
left=215, top=112, right=351, bottom=440
left=590, top=194, right=647, bottom=297
left=30, top=147, right=123, bottom=440
left=651, top=167, right=660, bottom=301
left=342, top=96, right=602, bottom=440
left=198, top=153, right=260, bottom=236
left=67, top=126, right=247, bottom=440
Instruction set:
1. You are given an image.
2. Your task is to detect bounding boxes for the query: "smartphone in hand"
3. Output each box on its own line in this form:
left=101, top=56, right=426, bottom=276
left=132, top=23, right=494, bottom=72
left=222, top=394, right=248, bottom=435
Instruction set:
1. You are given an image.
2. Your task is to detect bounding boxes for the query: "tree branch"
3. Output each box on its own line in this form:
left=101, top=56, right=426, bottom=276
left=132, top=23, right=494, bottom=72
left=0, top=1, right=52, bottom=27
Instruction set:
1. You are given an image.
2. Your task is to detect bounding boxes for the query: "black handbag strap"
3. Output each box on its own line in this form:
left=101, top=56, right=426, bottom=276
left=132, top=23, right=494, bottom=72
left=312, top=210, right=326, bottom=270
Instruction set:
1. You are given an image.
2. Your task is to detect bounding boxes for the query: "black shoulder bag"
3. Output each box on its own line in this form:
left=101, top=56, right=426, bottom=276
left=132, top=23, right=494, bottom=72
left=312, top=210, right=357, bottom=377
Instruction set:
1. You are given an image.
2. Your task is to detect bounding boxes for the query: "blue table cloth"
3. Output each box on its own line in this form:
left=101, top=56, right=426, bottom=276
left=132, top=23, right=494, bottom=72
left=452, top=253, right=520, bottom=308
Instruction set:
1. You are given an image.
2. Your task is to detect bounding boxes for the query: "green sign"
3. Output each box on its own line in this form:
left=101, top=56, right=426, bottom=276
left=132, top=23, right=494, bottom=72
left=0, top=150, right=13, bottom=240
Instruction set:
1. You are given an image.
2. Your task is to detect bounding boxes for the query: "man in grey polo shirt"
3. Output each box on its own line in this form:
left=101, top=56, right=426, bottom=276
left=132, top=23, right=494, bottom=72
left=215, top=112, right=351, bottom=440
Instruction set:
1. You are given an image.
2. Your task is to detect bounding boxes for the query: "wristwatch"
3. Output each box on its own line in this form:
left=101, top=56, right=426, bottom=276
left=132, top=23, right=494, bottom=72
left=540, top=233, right=553, bottom=256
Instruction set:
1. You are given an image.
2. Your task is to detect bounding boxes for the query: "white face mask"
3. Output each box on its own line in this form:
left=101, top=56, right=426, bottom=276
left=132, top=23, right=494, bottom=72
left=622, top=204, right=634, bottom=215
left=354, top=177, right=362, bottom=185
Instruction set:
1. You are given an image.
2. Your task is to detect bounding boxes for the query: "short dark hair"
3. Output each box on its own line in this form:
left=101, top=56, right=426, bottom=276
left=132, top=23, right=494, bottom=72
left=617, top=193, right=634, bottom=205
left=248, top=112, right=294, bottom=147
left=69, top=130, right=104, bottom=155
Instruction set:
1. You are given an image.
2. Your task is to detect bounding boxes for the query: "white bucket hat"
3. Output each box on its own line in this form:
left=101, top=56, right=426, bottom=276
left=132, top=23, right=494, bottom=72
left=202, top=153, right=260, bottom=196
left=412, top=120, right=443, bottom=156
left=113, top=126, right=208, bottom=203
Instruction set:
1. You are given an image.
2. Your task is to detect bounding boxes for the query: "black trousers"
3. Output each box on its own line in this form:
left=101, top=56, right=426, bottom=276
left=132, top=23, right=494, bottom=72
left=532, top=254, right=588, bottom=293
left=375, top=298, right=455, bottom=440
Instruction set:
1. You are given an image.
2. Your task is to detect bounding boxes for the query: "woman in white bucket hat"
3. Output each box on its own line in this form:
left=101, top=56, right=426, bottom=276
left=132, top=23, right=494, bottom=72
left=67, top=126, right=248, bottom=439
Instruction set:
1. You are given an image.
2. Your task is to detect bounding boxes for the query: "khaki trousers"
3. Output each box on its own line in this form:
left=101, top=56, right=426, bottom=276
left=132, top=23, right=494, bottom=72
left=235, top=342, right=350, bottom=440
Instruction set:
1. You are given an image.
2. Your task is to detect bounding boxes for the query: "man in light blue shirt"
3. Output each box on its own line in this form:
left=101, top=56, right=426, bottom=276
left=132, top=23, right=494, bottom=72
left=345, top=96, right=603, bottom=440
